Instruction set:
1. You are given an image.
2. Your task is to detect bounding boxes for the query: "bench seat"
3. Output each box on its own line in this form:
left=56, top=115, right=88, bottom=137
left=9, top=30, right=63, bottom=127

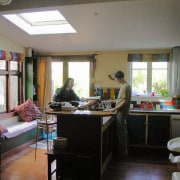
left=0, top=115, right=38, bottom=154
left=3, top=120, right=37, bottom=138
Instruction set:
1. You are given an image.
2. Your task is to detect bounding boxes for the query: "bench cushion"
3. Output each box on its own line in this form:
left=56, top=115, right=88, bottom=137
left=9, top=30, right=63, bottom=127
left=1, top=127, right=38, bottom=154
left=3, top=120, right=37, bottom=138
left=0, top=124, right=8, bottom=136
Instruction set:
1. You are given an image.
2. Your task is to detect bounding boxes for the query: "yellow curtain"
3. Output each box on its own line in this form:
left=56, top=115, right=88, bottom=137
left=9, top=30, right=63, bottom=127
left=37, top=57, right=52, bottom=108
left=37, top=58, right=46, bottom=108
left=44, top=58, right=52, bottom=108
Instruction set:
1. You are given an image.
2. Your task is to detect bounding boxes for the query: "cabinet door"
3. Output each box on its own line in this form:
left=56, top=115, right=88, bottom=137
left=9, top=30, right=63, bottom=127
left=148, top=115, right=170, bottom=146
left=127, top=115, right=146, bottom=145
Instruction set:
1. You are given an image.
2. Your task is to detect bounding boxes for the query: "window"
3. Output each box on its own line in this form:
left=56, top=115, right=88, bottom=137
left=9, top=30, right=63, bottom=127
left=51, top=62, right=63, bottom=95
left=51, top=61, right=91, bottom=98
left=130, top=62, right=169, bottom=97
left=152, top=62, right=168, bottom=96
left=68, top=62, right=90, bottom=98
left=0, top=60, right=23, bottom=113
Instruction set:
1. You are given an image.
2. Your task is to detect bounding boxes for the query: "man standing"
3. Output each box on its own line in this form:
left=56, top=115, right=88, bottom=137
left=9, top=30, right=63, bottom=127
left=109, top=71, right=131, bottom=158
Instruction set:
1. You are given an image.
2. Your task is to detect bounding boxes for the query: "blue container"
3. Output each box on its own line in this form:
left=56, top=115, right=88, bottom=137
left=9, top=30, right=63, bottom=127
left=42, top=131, right=57, bottom=140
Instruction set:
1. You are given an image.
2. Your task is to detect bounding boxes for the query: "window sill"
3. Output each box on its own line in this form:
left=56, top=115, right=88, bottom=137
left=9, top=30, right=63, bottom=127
left=0, top=111, right=16, bottom=120
left=131, top=96, right=172, bottom=102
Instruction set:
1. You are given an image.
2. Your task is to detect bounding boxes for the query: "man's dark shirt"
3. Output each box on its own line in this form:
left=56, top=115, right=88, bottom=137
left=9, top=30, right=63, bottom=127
left=53, top=88, right=80, bottom=102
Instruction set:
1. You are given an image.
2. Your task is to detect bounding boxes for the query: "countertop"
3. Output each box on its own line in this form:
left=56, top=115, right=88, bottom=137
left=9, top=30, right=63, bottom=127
left=130, top=109, right=180, bottom=115
left=46, top=110, right=115, bottom=116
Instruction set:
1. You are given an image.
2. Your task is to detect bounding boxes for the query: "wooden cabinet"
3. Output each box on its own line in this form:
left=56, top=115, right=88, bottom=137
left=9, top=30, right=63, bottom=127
left=127, top=113, right=171, bottom=147
left=127, top=115, right=146, bottom=145
left=148, top=115, right=170, bottom=146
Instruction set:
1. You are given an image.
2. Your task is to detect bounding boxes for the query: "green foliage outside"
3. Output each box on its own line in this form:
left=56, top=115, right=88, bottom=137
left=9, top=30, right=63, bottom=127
left=55, top=83, right=60, bottom=92
left=133, top=70, right=147, bottom=95
left=152, top=79, right=167, bottom=96
left=152, top=70, right=168, bottom=97
left=159, top=89, right=168, bottom=97
left=133, top=69, right=168, bottom=97
left=74, top=81, right=89, bottom=98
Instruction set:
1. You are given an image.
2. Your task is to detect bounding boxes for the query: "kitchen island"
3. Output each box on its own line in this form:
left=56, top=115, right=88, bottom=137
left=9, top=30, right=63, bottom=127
left=45, top=110, right=115, bottom=179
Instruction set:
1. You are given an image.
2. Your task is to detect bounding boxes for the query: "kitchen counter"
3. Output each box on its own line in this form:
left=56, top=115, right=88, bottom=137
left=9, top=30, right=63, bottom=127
left=130, top=109, right=180, bottom=115
left=46, top=110, right=114, bottom=116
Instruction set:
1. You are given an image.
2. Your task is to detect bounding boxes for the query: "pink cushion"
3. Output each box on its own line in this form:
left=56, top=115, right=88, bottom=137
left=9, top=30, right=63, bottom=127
left=33, top=104, right=43, bottom=119
left=0, top=124, right=8, bottom=136
left=14, top=99, right=39, bottom=122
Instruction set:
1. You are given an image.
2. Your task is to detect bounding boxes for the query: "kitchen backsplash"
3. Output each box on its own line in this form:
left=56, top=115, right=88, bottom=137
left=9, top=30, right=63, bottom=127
left=94, top=87, right=180, bottom=110
left=94, top=87, right=120, bottom=100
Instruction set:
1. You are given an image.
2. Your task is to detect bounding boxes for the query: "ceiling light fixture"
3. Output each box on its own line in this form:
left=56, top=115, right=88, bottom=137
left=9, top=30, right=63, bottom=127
left=0, top=0, right=12, bottom=5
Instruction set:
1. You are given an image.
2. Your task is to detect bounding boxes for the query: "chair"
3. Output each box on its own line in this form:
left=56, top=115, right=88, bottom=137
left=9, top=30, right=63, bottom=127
left=35, top=107, right=57, bottom=161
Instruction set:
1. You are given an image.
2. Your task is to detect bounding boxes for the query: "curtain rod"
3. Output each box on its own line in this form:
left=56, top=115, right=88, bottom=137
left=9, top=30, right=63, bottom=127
left=35, top=54, right=98, bottom=58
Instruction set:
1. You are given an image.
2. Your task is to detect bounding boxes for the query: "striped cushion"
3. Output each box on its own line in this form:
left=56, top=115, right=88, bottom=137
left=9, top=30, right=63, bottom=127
left=14, top=99, right=37, bottom=122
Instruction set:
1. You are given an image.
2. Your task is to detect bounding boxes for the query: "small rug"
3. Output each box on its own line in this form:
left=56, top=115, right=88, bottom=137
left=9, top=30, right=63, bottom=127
left=29, top=140, right=53, bottom=149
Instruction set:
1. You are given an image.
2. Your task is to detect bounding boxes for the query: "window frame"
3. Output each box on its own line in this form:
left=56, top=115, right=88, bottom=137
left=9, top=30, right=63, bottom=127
left=128, top=61, right=171, bottom=98
left=0, top=60, right=23, bottom=117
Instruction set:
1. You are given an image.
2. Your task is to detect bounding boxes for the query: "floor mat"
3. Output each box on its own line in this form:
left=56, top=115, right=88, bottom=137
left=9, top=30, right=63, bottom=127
left=29, top=140, right=53, bottom=149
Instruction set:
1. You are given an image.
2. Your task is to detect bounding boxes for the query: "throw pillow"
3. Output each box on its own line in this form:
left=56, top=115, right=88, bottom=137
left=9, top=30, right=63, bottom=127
left=0, top=124, right=8, bottom=136
left=14, top=98, right=35, bottom=122
left=33, top=104, right=43, bottom=120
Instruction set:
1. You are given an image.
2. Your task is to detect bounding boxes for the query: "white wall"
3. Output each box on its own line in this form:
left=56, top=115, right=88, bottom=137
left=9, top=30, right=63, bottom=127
left=0, top=34, right=26, bottom=102
left=0, top=34, right=25, bottom=53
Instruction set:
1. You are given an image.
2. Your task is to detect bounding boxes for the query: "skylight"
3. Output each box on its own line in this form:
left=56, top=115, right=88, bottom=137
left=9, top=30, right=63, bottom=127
left=2, top=10, right=76, bottom=35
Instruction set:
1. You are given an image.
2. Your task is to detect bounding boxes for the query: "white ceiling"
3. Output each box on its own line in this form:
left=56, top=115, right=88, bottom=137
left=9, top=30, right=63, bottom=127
left=0, top=0, right=180, bottom=53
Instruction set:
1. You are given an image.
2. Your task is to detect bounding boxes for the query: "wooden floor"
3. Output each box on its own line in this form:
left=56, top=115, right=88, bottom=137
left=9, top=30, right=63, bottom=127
left=0, top=147, right=178, bottom=180
left=102, top=148, right=178, bottom=180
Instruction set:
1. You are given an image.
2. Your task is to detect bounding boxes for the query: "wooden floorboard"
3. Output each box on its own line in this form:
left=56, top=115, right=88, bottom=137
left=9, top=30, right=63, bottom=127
left=1, top=147, right=56, bottom=180
left=0, top=147, right=178, bottom=180
left=102, top=148, right=178, bottom=180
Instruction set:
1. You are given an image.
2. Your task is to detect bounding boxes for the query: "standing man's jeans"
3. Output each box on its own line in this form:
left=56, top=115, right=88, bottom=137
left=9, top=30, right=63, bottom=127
left=113, top=114, right=128, bottom=157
